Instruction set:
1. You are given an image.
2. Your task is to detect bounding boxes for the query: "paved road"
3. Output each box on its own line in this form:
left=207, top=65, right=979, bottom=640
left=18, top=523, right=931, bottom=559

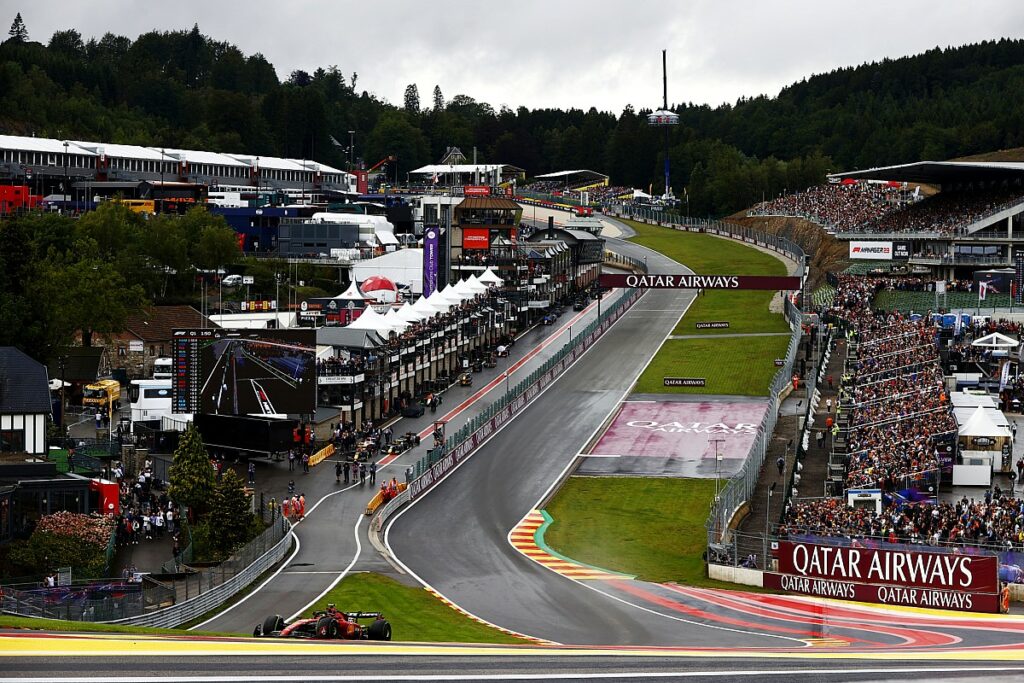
left=194, top=284, right=633, bottom=635
left=384, top=235, right=719, bottom=646
left=3, top=637, right=1024, bottom=682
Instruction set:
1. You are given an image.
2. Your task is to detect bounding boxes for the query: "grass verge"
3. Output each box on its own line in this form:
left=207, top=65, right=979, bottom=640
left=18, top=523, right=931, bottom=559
left=544, top=477, right=754, bottom=589
left=0, top=614, right=230, bottom=637
left=301, top=572, right=526, bottom=644
left=620, top=219, right=788, bottom=335
left=634, top=335, right=790, bottom=395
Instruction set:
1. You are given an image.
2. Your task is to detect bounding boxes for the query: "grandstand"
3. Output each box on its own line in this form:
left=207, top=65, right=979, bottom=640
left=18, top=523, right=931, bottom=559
left=520, top=170, right=633, bottom=207
left=750, top=160, right=1024, bottom=284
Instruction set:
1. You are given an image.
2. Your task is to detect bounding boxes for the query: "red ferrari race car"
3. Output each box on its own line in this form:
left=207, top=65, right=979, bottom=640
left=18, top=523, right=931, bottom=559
left=253, top=604, right=392, bottom=641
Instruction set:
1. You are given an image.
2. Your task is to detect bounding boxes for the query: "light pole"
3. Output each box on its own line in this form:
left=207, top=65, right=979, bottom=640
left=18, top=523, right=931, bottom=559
left=348, top=130, right=355, bottom=170
left=710, top=437, right=724, bottom=499
left=765, top=481, right=776, bottom=564
left=62, top=141, right=69, bottom=213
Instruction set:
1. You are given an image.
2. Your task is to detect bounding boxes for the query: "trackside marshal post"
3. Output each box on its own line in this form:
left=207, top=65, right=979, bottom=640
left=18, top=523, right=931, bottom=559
left=599, top=274, right=802, bottom=290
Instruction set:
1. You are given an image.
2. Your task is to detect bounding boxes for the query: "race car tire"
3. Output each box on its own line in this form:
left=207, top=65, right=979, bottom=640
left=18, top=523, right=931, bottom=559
left=367, top=618, right=392, bottom=641
left=316, top=616, right=339, bottom=639
left=261, top=615, right=284, bottom=636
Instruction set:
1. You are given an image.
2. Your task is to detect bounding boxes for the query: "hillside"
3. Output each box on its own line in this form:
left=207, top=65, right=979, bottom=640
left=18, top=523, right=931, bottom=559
left=2, top=18, right=1024, bottom=217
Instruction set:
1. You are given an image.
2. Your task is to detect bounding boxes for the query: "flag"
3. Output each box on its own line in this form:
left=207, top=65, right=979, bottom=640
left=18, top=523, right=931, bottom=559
left=329, top=135, right=344, bottom=149
left=979, top=281, right=988, bottom=301
left=431, top=172, right=439, bottom=184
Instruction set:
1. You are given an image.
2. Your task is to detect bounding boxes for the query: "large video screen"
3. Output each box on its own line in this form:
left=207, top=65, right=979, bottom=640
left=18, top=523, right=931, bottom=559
left=172, top=328, right=316, bottom=416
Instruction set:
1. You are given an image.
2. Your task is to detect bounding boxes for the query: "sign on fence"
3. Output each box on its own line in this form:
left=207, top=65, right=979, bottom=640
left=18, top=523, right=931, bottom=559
left=765, top=541, right=1000, bottom=613
left=599, top=274, right=801, bottom=290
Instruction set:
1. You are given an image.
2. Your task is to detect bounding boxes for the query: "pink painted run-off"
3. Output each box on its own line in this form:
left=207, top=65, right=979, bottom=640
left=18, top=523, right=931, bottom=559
left=592, top=400, right=769, bottom=463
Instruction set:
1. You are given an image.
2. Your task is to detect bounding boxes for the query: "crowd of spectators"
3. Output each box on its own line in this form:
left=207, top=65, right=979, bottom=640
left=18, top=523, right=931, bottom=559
left=871, top=187, right=1024, bottom=235
left=750, top=183, right=911, bottom=232
left=824, top=275, right=953, bottom=490
left=751, top=182, right=1024, bottom=235
left=780, top=491, right=1024, bottom=552
left=112, top=457, right=179, bottom=550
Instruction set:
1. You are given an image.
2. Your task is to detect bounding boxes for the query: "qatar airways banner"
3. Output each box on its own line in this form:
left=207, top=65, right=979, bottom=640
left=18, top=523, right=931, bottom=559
left=766, top=541, right=999, bottom=613
left=598, top=274, right=801, bottom=290
left=423, top=228, right=440, bottom=297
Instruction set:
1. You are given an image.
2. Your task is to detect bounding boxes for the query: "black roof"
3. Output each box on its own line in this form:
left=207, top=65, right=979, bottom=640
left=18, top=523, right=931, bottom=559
left=0, top=347, right=51, bottom=415
left=829, top=161, right=1024, bottom=185
left=316, top=327, right=387, bottom=350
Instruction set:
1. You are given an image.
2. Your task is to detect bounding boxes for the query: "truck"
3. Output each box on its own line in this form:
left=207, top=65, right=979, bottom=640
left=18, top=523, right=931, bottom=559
left=193, top=413, right=298, bottom=460
left=82, top=379, right=122, bottom=417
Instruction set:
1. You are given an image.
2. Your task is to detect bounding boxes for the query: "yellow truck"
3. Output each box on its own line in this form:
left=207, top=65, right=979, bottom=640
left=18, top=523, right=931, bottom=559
left=82, top=379, right=121, bottom=418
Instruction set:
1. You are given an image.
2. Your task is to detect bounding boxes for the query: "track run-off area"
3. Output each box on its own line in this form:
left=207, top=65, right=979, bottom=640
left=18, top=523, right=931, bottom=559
left=5, top=211, right=1024, bottom=681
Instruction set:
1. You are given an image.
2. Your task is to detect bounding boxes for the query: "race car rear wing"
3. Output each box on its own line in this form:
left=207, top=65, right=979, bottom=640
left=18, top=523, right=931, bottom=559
left=345, top=611, right=384, bottom=620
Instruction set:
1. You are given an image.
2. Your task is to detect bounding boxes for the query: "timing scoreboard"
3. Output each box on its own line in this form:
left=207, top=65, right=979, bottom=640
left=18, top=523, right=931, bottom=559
left=171, top=329, right=218, bottom=414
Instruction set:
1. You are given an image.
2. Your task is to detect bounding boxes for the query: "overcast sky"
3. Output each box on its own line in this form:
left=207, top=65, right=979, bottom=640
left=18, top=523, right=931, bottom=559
left=14, top=1, right=1024, bottom=113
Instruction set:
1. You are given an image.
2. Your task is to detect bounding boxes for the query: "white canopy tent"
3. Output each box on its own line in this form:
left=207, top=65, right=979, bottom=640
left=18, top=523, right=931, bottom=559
left=971, top=332, right=1020, bottom=349
left=478, top=267, right=503, bottom=286
left=438, top=283, right=468, bottom=304
left=335, top=281, right=369, bottom=303
left=958, top=405, right=1012, bottom=438
left=425, top=290, right=454, bottom=312
left=452, top=278, right=478, bottom=299
left=464, top=274, right=489, bottom=294
left=396, top=301, right=426, bottom=323
left=412, top=296, right=443, bottom=317
left=346, top=307, right=394, bottom=335
left=383, top=308, right=410, bottom=334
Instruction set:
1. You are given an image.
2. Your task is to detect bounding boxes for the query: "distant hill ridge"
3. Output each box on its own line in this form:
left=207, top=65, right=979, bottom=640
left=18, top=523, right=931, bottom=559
left=1, top=23, right=1023, bottom=216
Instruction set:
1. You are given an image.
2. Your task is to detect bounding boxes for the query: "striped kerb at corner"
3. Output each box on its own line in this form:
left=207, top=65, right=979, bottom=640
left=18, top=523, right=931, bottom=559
left=509, top=510, right=634, bottom=581
left=423, top=587, right=551, bottom=645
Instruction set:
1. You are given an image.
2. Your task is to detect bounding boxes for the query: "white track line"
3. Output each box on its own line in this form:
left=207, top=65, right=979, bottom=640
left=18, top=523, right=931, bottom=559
left=383, top=292, right=647, bottom=642
left=188, top=480, right=363, bottom=630
left=287, top=514, right=364, bottom=622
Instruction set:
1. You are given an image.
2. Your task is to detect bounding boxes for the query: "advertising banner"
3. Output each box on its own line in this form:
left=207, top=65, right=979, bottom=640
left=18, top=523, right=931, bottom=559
left=763, top=572, right=998, bottom=613
left=893, top=241, right=911, bottom=259
left=423, top=228, right=440, bottom=297
left=775, top=540, right=998, bottom=592
left=849, top=241, right=893, bottom=260
left=598, top=274, right=801, bottom=290
left=463, top=228, right=490, bottom=250
left=463, top=185, right=491, bottom=197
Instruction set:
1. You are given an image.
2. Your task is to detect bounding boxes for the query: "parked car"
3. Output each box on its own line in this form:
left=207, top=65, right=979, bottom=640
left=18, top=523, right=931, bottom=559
left=221, top=274, right=243, bottom=287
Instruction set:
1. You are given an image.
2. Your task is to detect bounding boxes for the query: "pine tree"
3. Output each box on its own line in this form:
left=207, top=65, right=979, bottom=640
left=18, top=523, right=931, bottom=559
left=167, top=424, right=215, bottom=519
left=207, top=468, right=253, bottom=554
left=8, top=12, right=27, bottom=42
left=432, top=85, right=444, bottom=111
left=403, top=83, right=420, bottom=114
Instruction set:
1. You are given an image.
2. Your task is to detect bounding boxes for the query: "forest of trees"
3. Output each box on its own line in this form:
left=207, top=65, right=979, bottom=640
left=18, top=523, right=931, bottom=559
left=4, top=17, right=1024, bottom=216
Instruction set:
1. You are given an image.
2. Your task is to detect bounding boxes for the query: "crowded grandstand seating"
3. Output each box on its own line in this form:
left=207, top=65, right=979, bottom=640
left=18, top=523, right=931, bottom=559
left=780, top=273, right=1024, bottom=561
left=781, top=494, right=1024, bottom=552
left=751, top=183, right=1024, bottom=235
left=749, top=183, right=910, bottom=231
left=825, top=275, right=953, bottom=491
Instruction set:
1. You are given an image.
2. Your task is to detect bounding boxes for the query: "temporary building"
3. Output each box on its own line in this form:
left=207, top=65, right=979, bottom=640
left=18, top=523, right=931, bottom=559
left=971, top=332, right=1020, bottom=349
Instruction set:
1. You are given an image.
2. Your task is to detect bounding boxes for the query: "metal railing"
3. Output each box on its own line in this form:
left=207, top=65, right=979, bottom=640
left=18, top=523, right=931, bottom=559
left=599, top=206, right=810, bottom=549
left=0, top=512, right=290, bottom=625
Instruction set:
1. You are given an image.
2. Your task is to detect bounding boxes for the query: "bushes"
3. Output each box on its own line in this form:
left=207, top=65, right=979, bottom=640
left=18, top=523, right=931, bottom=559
left=6, top=512, right=115, bottom=579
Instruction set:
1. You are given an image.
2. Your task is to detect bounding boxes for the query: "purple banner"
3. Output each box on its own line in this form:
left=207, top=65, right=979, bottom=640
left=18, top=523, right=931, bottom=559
left=423, top=227, right=440, bottom=297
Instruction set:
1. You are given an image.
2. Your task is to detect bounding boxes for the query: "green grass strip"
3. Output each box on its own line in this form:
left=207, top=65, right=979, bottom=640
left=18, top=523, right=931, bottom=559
left=0, top=614, right=231, bottom=637
left=634, top=335, right=791, bottom=395
left=534, top=510, right=634, bottom=578
left=299, top=572, right=526, bottom=644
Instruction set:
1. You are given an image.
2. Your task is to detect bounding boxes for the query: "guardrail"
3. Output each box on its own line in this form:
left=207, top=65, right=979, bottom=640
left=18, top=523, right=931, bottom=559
left=601, top=206, right=809, bottom=548
left=371, top=256, right=649, bottom=533
left=1, top=514, right=292, bottom=626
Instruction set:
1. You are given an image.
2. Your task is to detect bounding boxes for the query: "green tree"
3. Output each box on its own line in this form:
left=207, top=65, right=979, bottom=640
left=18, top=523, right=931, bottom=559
left=403, top=83, right=420, bottom=114
left=207, top=468, right=254, bottom=554
left=8, top=12, right=27, bottom=42
left=168, top=424, right=215, bottom=519
left=365, top=110, right=429, bottom=178
left=36, top=251, right=146, bottom=348
left=432, top=84, right=444, bottom=111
